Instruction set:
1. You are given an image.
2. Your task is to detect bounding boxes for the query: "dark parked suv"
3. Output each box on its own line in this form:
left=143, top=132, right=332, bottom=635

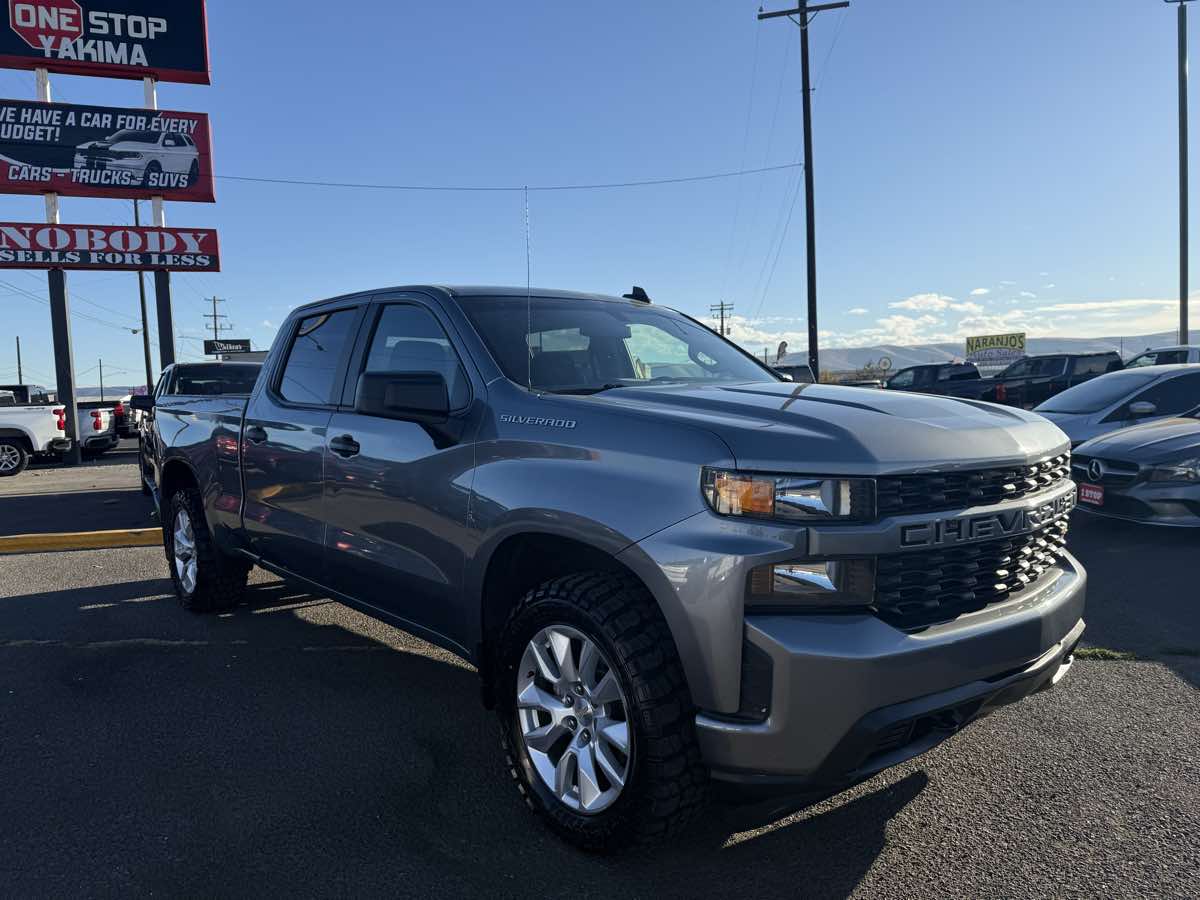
left=137, top=285, right=1085, bottom=850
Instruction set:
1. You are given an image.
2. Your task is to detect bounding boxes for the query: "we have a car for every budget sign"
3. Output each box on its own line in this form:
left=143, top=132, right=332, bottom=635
left=0, top=222, right=219, bottom=271
left=0, top=98, right=213, bottom=201
left=1, top=0, right=209, bottom=84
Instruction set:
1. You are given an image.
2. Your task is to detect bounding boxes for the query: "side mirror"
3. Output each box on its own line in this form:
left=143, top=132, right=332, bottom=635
left=1128, top=401, right=1157, bottom=418
left=355, top=371, right=450, bottom=424
left=130, top=394, right=154, bottom=412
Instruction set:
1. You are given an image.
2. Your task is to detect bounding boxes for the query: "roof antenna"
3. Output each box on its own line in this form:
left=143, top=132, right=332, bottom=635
left=623, top=286, right=651, bottom=303
left=524, top=185, right=533, bottom=393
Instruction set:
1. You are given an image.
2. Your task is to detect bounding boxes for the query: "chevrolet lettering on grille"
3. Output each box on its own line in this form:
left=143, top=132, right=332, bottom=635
left=899, top=489, right=1076, bottom=550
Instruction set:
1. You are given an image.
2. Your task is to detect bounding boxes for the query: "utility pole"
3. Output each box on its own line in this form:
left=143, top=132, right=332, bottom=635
left=133, top=201, right=155, bottom=393
left=15, top=336, right=21, bottom=384
left=205, top=296, right=232, bottom=343
left=758, top=1, right=849, bottom=379
left=1169, top=1, right=1195, bottom=345
left=98, top=358, right=104, bottom=402
left=710, top=301, right=734, bottom=336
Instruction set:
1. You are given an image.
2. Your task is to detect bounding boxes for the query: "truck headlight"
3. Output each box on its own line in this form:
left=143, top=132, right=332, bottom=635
left=747, top=558, right=875, bottom=609
left=701, top=468, right=875, bottom=522
left=1149, top=458, right=1200, bottom=483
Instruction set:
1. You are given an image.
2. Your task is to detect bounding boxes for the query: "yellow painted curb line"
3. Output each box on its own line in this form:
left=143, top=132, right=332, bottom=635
left=0, top=528, right=161, bottom=555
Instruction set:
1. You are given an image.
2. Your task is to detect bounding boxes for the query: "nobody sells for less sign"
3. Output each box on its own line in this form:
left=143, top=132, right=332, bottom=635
left=0, top=221, right=219, bottom=271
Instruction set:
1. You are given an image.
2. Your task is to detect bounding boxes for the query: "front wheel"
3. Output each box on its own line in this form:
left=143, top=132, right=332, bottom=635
left=165, top=488, right=249, bottom=612
left=496, top=572, right=708, bottom=851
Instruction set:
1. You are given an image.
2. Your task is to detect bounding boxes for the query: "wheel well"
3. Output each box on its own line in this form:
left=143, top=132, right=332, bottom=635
left=0, top=431, right=33, bottom=453
left=159, top=459, right=198, bottom=503
left=478, top=533, right=647, bottom=705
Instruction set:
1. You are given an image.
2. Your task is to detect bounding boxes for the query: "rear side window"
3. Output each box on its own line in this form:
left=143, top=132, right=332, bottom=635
left=1128, top=372, right=1200, bottom=416
left=362, top=304, right=470, bottom=409
left=1073, top=356, right=1112, bottom=376
left=278, top=309, right=359, bottom=406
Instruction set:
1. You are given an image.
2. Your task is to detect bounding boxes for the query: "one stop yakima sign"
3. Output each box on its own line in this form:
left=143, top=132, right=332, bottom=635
left=1, top=0, right=209, bottom=83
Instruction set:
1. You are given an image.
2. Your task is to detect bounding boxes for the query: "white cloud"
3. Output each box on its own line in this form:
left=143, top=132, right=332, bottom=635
left=1019, top=291, right=1037, bottom=299
left=890, top=293, right=983, bottom=314
left=260, top=320, right=275, bottom=329
left=969, top=288, right=990, bottom=296
left=847, top=307, right=868, bottom=315
left=1036, top=299, right=1174, bottom=313
left=1043, top=283, right=1056, bottom=289
left=999, top=280, right=1016, bottom=286
left=1039, top=272, right=1050, bottom=277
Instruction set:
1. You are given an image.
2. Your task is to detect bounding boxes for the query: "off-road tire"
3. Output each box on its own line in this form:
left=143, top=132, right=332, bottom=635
left=0, top=439, right=29, bottom=476
left=496, top=571, right=708, bottom=851
left=164, top=487, right=249, bottom=613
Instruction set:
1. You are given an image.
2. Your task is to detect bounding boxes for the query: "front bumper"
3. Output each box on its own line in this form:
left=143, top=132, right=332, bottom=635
left=695, top=551, right=1086, bottom=790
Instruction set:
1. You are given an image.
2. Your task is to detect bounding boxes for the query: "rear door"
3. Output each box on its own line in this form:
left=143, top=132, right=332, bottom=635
left=321, top=293, right=483, bottom=647
left=241, top=302, right=366, bottom=582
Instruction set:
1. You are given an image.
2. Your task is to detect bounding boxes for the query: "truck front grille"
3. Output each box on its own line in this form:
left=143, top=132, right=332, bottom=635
left=873, top=517, right=1070, bottom=630
left=875, top=453, right=1071, bottom=517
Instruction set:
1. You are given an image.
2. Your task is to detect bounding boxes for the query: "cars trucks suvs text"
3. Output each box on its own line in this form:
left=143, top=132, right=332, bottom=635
left=139, top=285, right=1087, bottom=850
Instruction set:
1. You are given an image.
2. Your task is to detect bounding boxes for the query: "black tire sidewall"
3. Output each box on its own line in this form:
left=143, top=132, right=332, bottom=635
left=497, top=595, right=645, bottom=848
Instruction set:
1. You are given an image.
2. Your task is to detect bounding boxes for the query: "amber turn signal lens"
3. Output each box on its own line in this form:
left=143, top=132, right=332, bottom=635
left=704, top=470, right=775, bottom=516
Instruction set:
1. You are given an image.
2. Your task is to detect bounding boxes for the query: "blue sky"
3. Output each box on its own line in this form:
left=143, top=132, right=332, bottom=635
left=0, top=0, right=1194, bottom=389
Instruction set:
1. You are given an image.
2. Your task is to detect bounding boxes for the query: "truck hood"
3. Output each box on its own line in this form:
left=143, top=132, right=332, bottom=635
left=1075, top=416, right=1200, bottom=464
left=598, top=381, right=1068, bottom=473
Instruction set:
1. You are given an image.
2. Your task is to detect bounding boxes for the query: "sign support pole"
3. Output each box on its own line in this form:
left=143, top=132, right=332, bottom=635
left=132, top=201, right=155, bottom=393
left=144, top=75, right=175, bottom=368
left=37, top=67, right=81, bottom=466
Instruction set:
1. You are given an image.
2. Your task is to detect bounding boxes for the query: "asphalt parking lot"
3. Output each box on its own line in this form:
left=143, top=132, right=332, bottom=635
left=1, top=464, right=1197, bottom=897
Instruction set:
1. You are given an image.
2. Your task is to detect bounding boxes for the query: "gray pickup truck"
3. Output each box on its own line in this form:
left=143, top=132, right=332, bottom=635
left=136, top=285, right=1085, bottom=850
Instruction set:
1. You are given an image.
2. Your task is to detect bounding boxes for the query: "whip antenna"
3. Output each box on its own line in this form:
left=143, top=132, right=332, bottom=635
left=524, top=185, right=533, bottom=392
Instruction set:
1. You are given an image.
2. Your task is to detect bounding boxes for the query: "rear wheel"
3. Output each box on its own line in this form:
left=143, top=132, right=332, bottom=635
left=165, top=487, right=249, bottom=612
left=142, top=160, right=162, bottom=187
left=0, top=439, right=29, bottom=477
left=496, top=572, right=708, bottom=851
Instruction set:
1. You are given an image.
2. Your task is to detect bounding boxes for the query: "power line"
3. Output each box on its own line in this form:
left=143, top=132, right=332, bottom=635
left=213, top=161, right=804, bottom=193
left=0, top=279, right=138, bottom=333
left=710, top=301, right=735, bottom=337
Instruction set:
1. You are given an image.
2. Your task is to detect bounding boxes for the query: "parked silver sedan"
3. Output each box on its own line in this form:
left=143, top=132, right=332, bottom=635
left=1034, top=364, right=1200, bottom=447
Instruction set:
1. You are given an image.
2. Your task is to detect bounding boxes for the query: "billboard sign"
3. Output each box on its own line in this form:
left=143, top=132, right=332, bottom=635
left=1, top=0, right=210, bottom=84
left=204, top=338, right=250, bottom=355
left=965, top=332, right=1026, bottom=367
left=0, top=98, right=213, bottom=201
left=0, top=221, right=219, bottom=270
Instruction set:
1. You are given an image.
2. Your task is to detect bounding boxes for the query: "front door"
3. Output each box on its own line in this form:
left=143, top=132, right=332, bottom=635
left=322, top=296, right=482, bottom=649
left=241, top=303, right=364, bottom=583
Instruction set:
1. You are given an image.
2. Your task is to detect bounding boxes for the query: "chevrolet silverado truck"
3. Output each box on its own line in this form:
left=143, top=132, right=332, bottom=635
left=0, top=403, right=72, bottom=475
left=138, top=285, right=1086, bottom=850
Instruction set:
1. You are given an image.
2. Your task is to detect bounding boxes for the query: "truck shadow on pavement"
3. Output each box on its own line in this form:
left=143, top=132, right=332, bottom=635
left=0, top=571, right=924, bottom=898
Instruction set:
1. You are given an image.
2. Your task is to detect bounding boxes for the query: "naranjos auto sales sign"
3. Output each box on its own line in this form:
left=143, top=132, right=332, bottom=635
left=0, top=98, right=213, bottom=202
left=965, top=332, right=1026, bottom=364
left=0, top=221, right=219, bottom=271
left=0, top=0, right=209, bottom=84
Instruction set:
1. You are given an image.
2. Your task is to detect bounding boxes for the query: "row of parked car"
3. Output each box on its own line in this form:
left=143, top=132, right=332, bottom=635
left=882, top=348, right=1200, bottom=527
left=0, top=383, right=128, bottom=476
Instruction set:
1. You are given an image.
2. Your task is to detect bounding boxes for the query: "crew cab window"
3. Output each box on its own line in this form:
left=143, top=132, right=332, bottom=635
left=888, top=369, right=915, bottom=388
left=278, top=309, right=358, bottom=406
left=163, top=134, right=185, bottom=148
left=363, top=304, right=470, bottom=409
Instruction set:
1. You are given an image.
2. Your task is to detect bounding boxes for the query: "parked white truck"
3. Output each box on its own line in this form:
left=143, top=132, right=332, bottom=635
left=0, top=405, right=71, bottom=475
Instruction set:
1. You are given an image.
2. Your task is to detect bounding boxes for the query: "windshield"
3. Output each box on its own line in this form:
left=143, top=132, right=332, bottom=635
left=457, top=295, right=777, bottom=393
left=1036, top=371, right=1160, bottom=414
left=105, top=129, right=158, bottom=143
left=167, top=365, right=261, bottom=397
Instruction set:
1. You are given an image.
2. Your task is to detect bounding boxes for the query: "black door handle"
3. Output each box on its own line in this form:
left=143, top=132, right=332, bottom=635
left=245, top=425, right=268, bottom=444
left=329, top=434, right=360, bottom=458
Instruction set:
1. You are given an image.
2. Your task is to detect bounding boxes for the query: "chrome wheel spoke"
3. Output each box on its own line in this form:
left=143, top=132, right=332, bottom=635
left=594, top=742, right=626, bottom=790
left=578, top=638, right=601, bottom=688
left=598, top=719, right=629, bottom=755
left=575, top=743, right=603, bottom=810
left=523, top=721, right=569, bottom=753
left=591, top=670, right=622, bottom=706
left=517, top=681, right=561, bottom=714
left=547, top=629, right=578, bottom=682
left=554, top=747, right=577, bottom=798
left=529, top=640, right=560, bottom=684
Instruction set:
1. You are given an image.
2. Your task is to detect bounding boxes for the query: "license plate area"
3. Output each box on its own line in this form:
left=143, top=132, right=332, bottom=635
left=1078, top=484, right=1104, bottom=506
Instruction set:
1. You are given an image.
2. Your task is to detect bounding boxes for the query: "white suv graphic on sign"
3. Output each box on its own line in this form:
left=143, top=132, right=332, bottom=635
left=73, top=129, right=199, bottom=189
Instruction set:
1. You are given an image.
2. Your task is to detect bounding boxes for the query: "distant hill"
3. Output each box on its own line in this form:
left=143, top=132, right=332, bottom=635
left=777, top=329, right=1200, bottom=373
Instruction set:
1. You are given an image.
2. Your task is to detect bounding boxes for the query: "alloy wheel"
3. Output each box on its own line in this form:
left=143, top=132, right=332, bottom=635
left=172, top=508, right=198, bottom=595
left=516, top=625, right=632, bottom=815
left=0, top=444, right=20, bottom=472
